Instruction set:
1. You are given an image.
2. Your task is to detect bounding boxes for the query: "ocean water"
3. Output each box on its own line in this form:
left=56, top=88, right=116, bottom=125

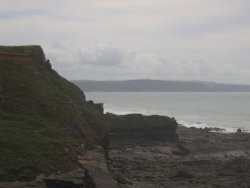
left=85, top=92, right=250, bottom=133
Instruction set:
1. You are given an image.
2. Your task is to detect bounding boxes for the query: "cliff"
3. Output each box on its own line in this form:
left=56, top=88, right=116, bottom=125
left=0, top=45, right=109, bottom=182
left=0, top=45, right=180, bottom=188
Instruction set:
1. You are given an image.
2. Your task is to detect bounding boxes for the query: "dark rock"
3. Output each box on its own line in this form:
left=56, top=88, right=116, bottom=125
left=172, top=170, right=194, bottom=180
left=44, top=179, right=83, bottom=188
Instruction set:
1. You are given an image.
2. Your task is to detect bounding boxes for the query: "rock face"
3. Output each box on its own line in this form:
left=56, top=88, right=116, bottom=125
left=0, top=45, right=109, bottom=182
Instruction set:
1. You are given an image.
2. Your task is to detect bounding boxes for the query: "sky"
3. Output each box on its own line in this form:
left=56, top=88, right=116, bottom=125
left=1, top=0, right=250, bottom=84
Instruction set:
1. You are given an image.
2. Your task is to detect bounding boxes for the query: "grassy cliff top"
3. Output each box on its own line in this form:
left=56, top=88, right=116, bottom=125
left=0, top=45, right=41, bottom=54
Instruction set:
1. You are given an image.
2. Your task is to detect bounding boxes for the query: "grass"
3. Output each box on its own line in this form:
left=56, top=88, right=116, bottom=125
left=0, top=45, right=40, bottom=54
left=0, top=119, right=78, bottom=181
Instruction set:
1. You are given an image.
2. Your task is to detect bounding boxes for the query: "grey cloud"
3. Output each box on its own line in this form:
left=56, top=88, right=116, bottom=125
left=45, top=45, right=250, bottom=84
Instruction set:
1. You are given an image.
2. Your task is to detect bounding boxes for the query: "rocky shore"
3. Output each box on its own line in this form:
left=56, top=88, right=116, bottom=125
left=1, top=116, right=250, bottom=188
left=109, top=124, right=250, bottom=188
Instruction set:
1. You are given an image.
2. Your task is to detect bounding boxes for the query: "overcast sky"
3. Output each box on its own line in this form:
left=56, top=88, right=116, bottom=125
left=1, top=0, right=250, bottom=84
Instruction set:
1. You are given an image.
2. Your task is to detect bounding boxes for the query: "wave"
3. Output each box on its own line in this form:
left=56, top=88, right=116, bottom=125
left=177, top=120, right=249, bottom=133
left=104, top=106, right=154, bottom=116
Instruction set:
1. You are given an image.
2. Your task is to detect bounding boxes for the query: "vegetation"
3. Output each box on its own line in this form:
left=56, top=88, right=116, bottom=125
left=106, top=113, right=178, bottom=142
left=0, top=46, right=107, bottom=181
left=0, top=45, right=38, bottom=54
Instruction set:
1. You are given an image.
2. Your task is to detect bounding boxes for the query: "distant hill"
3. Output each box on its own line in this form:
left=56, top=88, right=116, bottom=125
left=73, top=79, right=250, bottom=92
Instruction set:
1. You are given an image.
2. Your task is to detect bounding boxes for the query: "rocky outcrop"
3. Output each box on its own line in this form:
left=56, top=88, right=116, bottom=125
left=107, top=113, right=178, bottom=146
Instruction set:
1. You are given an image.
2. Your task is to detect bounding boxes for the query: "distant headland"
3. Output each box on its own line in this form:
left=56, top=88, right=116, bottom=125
left=73, top=79, right=250, bottom=92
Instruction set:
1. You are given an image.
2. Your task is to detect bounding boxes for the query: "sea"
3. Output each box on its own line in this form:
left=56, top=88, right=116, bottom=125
left=85, top=92, right=250, bottom=133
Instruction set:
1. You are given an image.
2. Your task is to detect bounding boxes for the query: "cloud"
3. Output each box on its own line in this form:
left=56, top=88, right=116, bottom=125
left=46, top=44, right=124, bottom=73
left=0, top=0, right=250, bottom=84
left=77, top=46, right=123, bottom=66
left=45, top=44, right=250, bottom=84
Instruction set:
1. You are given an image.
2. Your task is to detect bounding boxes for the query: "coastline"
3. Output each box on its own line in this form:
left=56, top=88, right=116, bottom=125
left=85, top=92, right=250, bottom=134
left=177, top=120, right=249, bottom=133
left=102, top=106, right=250, bottom=187
left=103, top=107, right=249, bottom=133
